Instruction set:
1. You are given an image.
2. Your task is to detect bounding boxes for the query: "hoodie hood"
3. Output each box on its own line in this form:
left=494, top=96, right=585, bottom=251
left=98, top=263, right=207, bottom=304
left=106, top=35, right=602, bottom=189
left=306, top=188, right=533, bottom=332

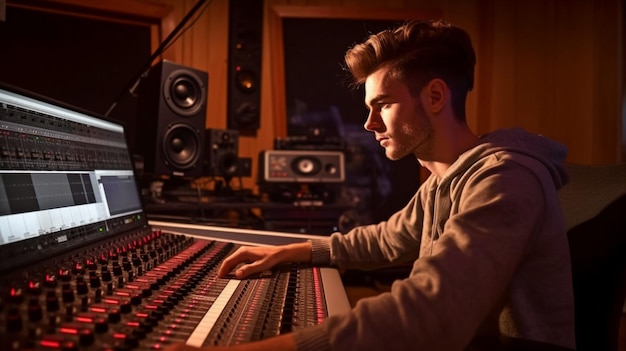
left=444, top=128, right=569, bottom=190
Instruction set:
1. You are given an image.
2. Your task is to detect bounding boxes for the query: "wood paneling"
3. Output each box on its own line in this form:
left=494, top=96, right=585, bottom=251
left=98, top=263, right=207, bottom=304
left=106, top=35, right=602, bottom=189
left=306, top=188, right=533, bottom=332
left=475, top=0, right=622, bottom=164
left=6, top=0, right=624, bottom=193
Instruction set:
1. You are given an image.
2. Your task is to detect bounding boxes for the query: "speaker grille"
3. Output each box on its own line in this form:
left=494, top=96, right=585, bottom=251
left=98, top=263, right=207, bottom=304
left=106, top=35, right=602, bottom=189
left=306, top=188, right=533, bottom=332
left=137, top=60, right=208, bottom=177
left=164, top=69, right=206, bottom=116
left=227, top=0, right=263, bottom=130
left=162, top=123, right=202, bottom=170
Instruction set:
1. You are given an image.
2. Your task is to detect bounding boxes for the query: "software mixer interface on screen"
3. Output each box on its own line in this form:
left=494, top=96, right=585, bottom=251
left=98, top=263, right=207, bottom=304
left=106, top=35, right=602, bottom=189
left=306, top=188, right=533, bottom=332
left=0, top=83, right=349, bottom=350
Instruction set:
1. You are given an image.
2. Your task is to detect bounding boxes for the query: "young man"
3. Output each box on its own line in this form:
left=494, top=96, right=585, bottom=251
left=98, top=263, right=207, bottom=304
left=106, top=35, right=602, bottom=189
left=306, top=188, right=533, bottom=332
left=168, top=19, right=575, bottom=351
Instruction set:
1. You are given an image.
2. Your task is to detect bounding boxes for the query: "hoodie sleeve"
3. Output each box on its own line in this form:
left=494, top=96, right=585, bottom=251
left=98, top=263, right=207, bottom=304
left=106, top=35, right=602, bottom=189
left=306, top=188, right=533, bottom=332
left=295, top=158, right=555, bottom=351
left=320, top=178, right=435, bottom=270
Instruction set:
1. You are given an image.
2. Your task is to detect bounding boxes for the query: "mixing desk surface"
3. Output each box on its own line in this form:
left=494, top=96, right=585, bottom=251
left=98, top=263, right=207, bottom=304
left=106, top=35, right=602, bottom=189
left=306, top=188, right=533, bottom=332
left=0, top=227, right=345, bottom=350
left=0, top=83, right=350, bottom=350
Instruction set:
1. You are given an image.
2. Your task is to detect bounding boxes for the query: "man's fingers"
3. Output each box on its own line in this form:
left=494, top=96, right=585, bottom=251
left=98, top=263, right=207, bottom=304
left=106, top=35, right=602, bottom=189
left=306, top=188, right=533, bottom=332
left=217, top=251, right=242, bottom=277
left=234, top=259, right=270, bottom=279
left=217, top=247, right=266, bottom=278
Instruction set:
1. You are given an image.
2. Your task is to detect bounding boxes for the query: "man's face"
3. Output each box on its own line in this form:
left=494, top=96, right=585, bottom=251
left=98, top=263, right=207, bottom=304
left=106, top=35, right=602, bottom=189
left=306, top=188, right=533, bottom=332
left=363, top=66, right=433, bottom=161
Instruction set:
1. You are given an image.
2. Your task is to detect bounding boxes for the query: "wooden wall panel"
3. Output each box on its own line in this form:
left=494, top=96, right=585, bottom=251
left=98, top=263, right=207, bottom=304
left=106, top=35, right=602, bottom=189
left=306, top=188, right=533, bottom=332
left=6, top=0, right=624, bottom=193
left=475, top=0, right=622, bottom=164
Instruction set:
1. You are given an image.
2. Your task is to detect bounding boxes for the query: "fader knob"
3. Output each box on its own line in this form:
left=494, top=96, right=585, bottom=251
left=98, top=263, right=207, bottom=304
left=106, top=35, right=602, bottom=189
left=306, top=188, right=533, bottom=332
left=89, top=272, right=101, bottom=288
left=76, top=278, right=89, bottom=295
left=28, top=297, right=43, bottom=322
left=46, top=291, right=60, bottom=312
left=59, top=268, right=72, bottom=282
left=45, top=273, right=57, bottom=288
left=112, top=264, right=123, bottom=277
left=73, top=262, right=85, bottom=275
left=122, top=258, right=132, bottom=272
left=94, top=316, right=108, bottom=333
left=101, top=269, right=112, bottom=282
left=62, top=283, right=75, bottom=303
left=108, top=308, right=121, bottom=323
left=85, top=257, right=98, bottom=271
left=6, top=306, right=22, bottom=332
left=28, top=280, right=42, bottom=295
left=79, top=328, right=95, bottom=346
left=8, top=287, right=24, bottom=304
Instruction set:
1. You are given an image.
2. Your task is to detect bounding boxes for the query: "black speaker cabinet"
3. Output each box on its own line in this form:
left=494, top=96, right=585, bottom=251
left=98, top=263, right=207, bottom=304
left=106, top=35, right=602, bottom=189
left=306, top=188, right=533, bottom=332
left=227, top=0, right=263, bottom=131
left=205, top=128, right=239, bottom=178
left=137, top=60, right=208, bottom=177
left=258, top=150, right=345, bottom=183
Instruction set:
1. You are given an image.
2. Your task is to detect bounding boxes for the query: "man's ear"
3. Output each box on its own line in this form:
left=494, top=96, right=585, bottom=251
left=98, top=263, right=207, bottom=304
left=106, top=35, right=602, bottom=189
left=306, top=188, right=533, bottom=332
left=424, top=78, right=447, bottom=114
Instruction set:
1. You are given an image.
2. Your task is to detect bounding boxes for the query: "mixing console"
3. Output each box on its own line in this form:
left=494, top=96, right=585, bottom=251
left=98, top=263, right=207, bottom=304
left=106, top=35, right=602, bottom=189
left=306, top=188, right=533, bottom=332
left=0, top=229, right=328, bottom=350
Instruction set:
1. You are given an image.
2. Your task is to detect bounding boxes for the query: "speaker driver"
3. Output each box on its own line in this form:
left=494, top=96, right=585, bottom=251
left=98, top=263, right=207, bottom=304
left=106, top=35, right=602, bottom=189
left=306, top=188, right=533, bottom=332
left=236, top=69, right=257, bottom=93
left=162, top=124, right=201, bottom=170
left=235, top=102, right=259, bottom=128
left=164, top=69, right=206, bottom=117
left=292, top=157, right=321, bottom=176
left=218, top=152, right=239, bottom=177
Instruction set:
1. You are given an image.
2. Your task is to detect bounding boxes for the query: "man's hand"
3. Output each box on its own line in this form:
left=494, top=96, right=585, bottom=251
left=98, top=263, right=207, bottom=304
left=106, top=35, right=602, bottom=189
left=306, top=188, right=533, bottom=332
left=218, top=242, right=313, bottom=279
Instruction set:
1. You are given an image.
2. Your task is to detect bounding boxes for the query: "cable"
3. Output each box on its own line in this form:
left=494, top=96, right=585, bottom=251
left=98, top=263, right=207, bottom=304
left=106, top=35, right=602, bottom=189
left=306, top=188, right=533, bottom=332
left=104, top=0, right=211, bottom=117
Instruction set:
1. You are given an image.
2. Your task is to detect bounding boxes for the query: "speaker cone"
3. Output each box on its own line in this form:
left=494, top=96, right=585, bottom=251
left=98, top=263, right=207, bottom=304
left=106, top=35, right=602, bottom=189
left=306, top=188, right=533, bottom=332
left=235, top=101, right=259, bottom=127
left=218, top=152, right=239, bottom=177
left=236, top=69, right=257, bottom=93
left=164, top=69, right=206, bottom=117
left=292, top=156, right=321, bottom=176
left=162, top=124, right=201, bottom=170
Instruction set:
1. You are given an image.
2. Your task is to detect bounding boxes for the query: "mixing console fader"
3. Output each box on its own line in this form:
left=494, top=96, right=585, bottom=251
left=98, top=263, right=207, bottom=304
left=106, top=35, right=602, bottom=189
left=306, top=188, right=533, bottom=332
left=0, top=230, right=328, bottom=350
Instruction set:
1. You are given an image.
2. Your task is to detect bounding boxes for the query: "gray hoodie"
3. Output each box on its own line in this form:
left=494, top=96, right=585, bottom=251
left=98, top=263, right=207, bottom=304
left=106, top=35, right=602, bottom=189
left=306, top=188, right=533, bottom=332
left=296, top=128, right=575, bottom=351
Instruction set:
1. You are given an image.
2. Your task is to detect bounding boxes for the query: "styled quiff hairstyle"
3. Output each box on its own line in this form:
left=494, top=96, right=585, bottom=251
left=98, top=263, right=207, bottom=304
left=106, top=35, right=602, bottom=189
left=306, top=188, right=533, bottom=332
left=344, top=19, right=476, bottom=122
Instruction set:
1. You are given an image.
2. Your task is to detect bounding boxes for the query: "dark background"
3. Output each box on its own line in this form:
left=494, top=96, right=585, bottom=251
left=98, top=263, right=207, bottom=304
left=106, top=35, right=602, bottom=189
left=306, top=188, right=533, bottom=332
left=0, top=6, right=150, bottom=156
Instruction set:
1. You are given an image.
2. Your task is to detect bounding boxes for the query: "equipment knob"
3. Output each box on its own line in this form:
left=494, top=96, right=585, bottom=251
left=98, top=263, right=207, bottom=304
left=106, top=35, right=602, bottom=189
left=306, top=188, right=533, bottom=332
left=58, top=268, right=72, bottom=282
left=8, top=287, right=24, bottom=304
left=85, top=257, right=98, bottom=271
left=94, top=316, right=109, bottom=333
left=73, top=262, right=85, bottom=275
left=76, top=279, right=89, bottom=295
left=28, top=280, right=42, bottom=295
left=6, top=306, right=22, bottom=332
left=89, top=272, right=101, bottom=288
left=45, top=273, right=58, bottom=288
left=108, top=308, right=121, bottom=323
left=46, top=291, right=60, bottom=312
left=61, top=283, right=75, bottom=303
left=101, top=268, right=112, bottom=282
left=79, top=328, right=95, bottom=346
left=112, top=264, right=123, bottom=277
left=28, top=297, right=43, bottom=322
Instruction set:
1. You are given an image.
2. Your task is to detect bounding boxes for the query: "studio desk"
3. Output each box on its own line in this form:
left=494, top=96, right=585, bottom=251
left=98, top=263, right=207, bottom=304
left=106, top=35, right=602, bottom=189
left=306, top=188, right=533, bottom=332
left=144, top=199, right=353, bottom=235
left=0, top=220, right=352, bottom=350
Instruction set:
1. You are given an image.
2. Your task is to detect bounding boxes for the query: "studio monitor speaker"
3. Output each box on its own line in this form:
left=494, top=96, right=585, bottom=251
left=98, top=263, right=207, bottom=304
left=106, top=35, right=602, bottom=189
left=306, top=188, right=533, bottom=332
left=227, top=0, right=263, bottom=131
left=137, top=60, right=208, bottom=177
left=258, top=150, right=345, bottom=184
left=205, top=128, right=239, bottom=178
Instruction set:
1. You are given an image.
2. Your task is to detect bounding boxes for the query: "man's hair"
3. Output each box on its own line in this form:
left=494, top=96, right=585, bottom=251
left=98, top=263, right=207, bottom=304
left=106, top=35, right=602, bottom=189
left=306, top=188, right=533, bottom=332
left=344, top=19, right=476, bottom=121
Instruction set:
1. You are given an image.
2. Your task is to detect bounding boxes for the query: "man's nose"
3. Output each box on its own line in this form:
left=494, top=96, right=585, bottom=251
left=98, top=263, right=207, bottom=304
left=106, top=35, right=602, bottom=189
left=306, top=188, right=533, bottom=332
left=364, top=110, right=382, bottom=132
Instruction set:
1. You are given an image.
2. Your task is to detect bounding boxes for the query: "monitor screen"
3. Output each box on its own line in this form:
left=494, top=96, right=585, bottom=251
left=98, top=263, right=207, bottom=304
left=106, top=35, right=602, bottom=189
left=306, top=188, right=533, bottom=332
left=0, top=84, right=148, bottom=271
